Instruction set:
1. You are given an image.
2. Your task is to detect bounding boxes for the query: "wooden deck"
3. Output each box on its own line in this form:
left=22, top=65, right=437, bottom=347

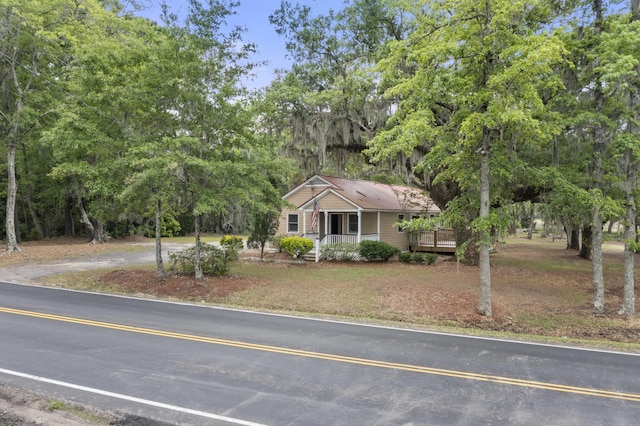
left=409, top=228, right=456, bottom=253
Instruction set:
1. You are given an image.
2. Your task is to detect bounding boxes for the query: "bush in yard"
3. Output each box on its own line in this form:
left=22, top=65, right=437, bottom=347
left=247, top=211, right=280, bottom=260
left=280, top=236, right=314, bottom=258
left=412, top=252, right=425, bottom=264
left=321, top=242, right=360, bottom=261
left=425, top=253, right=438, bottom=265
left=169, top=244, right=231, bottom=276
left=220, top=235, right=243, bottom=260
left=359, top=240, right=400, bottom=261
left=398, top=252, right=413, bottom=263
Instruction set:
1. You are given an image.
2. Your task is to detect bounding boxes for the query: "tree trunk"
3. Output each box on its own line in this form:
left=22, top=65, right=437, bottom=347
left=569, top=227, right=580, bottom=250
left=25, top=185, right=44, bottom=240
left=91, top=221, right=104, bottom=244
left=619, top=151, right=636, bottom=317
left=592, top=206, right=604, bottom=313
left=579, top=225, right=592, bottom=260
left=564, top=223, right=572, bottom=249
left=5, top=141, right=20, bottom=251
left=155, top=199, right=166, bottom=279
left=477, top=129, right=492, bottom=316
left=65, top=194, right=75, bottom=236
left=607, top=220, right=614, bottom=234
left=526, top=205, right=535, bottom=240
left=194, top=214, right=203, bottom=280
left=77, top=198, right=98, bottom=243
left=590, top=0, right=606, bottom=314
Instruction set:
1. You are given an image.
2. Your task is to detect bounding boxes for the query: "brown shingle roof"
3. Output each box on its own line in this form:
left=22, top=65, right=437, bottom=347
left=300, top=175, right=439, bottom=212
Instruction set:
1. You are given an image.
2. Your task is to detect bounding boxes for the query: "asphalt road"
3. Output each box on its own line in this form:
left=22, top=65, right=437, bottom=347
left=1, top=282, right=639, bottom=425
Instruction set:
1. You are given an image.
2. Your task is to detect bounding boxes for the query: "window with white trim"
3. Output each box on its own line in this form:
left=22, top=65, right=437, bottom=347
left=348, top=214, right=358, bottom=234
left=287, top=213, right=299, bottom=233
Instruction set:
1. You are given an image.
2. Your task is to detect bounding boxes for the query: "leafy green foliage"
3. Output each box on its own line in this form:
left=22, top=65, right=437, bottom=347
left=220, top=235, right=244, bottom=261
left=320, top=242, right=360, bottom=261
left=169, top=245, right=233, bottom=277
left=247, top=210, right=281, bottom=260
left=424, top=253, right=438, bottom=265
left=398, top=251, right=437, bottom=265
left=270, top=234, right=286, bottom=252
left=396, top=217, right=440, bottom=232
left=411, top=252, right=425, bottom=264
left=220, top=235, right=244, bottom=251
left=280, top=236, right=314, bottom=258
left=136, top=214, right=181, bottom=238
left=359, top=240, right=400, bottom=262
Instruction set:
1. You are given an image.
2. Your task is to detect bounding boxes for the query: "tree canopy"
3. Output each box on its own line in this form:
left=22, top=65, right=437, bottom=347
left=0, top=0, right=638, bottom=313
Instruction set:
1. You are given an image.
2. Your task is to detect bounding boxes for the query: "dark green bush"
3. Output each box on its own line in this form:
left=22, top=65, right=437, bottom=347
left=359, top=240, right=400, bottom=261
left=280, top=236, right=314, bottom=258
left=136, top=214, right=182, bottom=238
left=398, top=252, right=413, bottom=263
left=169, top=244, right=232, bottom=276
left=425, top=253, right=438, bottom=265
left=412, top=252, right=425, bottom=264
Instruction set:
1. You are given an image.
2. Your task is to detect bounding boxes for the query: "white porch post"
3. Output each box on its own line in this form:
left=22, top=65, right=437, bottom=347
left=324, top=211, right=329, bottom=235
left=357, top=210, right=362, bottom=243
left=377, top=212, right=381, bottom=241
left=302, top=210, right=307, bottom=235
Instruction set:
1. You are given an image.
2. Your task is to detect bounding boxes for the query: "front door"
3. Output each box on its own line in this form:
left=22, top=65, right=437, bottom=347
left=330, top=214, right=342, bottom=234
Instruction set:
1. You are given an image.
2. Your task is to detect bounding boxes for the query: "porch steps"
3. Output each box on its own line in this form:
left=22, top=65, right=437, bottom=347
left=303, top=251, right=317, bottom=261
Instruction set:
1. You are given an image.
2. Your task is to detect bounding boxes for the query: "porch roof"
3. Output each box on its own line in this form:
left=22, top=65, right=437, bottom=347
left=293, top=175, right=439, bottom=213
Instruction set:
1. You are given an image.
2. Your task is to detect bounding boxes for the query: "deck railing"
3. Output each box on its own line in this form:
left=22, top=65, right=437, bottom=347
left=409, top=228, right=456, bottom=250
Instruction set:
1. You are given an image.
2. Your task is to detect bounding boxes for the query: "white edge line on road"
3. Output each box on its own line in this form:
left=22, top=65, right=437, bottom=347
left=0, top=367, right=267, bottom=426
left=2, top=280, right=640, bottom=359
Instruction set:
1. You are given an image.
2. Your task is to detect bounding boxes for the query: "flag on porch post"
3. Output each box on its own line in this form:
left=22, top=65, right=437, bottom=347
left=311, top=198, right=319, bottom=232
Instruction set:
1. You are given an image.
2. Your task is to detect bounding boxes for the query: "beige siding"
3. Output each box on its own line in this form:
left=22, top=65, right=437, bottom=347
left=278, top=209, right=301, bottom=236
left=278, top=189, right=356, bottom=236
left=379, top=212, right=410, bottom=250
left=284, top=187, right=314, bottom=208
left=316, top=193, right=355, bottom=210
left=278, top=186, right=316, bottom=236
left=360, top=212, right=378, bottom=235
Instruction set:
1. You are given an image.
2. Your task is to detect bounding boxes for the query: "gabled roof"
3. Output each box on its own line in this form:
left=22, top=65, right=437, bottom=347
left=286, top=175, right=439, bottom=213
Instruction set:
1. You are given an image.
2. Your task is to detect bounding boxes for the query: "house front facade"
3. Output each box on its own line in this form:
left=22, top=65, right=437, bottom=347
left=278, top=175, right=440, bottom=255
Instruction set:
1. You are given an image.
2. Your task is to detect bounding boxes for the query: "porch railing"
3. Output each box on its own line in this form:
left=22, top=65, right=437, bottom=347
left=322, top=233, right=378, bottom=245
left=313, top=233, right=379, bottom=262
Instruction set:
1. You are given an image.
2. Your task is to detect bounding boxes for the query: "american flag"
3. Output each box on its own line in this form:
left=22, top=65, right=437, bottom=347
left=311, top=198, right=319, bottom=231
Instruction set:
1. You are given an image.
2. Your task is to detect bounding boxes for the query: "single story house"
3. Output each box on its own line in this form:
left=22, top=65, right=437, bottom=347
left=278, top=175, right=443, bottom=258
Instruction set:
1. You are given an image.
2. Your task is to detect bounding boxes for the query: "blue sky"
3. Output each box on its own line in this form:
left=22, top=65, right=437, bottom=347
left=135, top=0, right=347, bottom=89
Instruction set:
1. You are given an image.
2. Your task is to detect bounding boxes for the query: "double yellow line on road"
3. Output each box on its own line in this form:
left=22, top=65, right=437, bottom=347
left=2, top=306, right=639, bottom=402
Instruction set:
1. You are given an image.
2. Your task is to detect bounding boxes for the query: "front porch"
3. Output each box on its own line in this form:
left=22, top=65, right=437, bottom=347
left=304, top=232, right=379, bottom=262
